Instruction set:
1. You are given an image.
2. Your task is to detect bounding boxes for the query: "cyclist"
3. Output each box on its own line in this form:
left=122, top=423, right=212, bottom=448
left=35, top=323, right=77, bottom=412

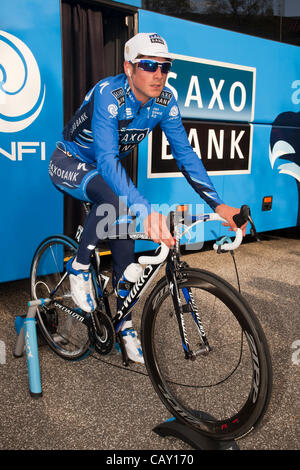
left=49, top=32, right=243, bottom=364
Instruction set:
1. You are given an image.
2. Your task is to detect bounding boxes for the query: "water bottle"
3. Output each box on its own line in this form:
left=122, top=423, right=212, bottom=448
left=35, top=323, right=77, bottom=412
left=117, top=263, right=143, bottom=298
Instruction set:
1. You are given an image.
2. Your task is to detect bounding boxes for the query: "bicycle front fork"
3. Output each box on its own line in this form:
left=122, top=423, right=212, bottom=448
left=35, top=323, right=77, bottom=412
left=166, top=264, right=212, bottom=360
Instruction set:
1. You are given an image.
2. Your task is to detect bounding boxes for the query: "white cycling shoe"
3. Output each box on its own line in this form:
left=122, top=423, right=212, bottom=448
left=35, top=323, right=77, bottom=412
left=66, top=258, right=96, bottom=313
left=119, top=321, right=144, bottom=364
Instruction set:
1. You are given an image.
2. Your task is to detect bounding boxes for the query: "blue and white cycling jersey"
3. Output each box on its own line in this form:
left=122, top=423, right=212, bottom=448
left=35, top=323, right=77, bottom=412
left=61, top=73, right=223, bottom=213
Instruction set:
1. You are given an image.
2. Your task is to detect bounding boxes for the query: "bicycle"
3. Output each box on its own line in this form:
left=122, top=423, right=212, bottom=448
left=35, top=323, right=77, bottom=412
left=30, top=203, right=272, bottom=441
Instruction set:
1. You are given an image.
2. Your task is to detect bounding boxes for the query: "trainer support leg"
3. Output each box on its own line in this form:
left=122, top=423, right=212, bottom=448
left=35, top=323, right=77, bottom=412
left=14, top=299, right=51, bottom=398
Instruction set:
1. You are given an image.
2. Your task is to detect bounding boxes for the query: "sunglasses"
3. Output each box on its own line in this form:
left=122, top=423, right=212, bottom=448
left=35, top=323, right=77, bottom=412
left=131, top=59, right=172, bottom=74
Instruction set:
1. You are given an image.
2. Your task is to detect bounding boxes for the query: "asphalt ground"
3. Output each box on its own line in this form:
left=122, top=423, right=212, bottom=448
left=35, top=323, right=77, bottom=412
left=0, top=227, right=299, bottom=453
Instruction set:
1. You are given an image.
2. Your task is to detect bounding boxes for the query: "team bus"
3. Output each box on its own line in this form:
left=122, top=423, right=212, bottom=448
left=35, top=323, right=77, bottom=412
left=1, top=0, right=299, bottom=282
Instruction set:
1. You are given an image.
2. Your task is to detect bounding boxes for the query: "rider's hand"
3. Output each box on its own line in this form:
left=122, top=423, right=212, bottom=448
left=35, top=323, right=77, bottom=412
left=143, top=212, right=175, bottom=248
left=215, top=204, right=248, bottom=236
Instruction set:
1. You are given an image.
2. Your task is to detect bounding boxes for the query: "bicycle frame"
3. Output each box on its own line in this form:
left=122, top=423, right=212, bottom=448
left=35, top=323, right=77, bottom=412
left=89, top=244, right=203, bottom=360
left=44, top=207, right=247, bottom=360
left=112, top=261, right=163, bottom=332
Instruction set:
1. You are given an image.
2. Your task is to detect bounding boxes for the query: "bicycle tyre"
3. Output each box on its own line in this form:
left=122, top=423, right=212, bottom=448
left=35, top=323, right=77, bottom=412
left=141, top=268, right=272, bottom=441
left=30, top=235, right=92, bottom=360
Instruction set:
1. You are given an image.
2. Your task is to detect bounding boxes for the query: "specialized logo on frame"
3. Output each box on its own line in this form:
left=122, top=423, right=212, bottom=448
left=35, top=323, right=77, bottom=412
left=0, top=30, right=46, bottom=133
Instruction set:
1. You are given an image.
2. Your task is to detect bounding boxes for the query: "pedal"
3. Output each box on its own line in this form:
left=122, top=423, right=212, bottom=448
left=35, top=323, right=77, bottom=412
left=52, top=333, right=69, bottom=345
left=191, top=344, right=212, bottom=358
left=116, top=331, right=130, bottom=367
left=182, top=304, right=193, bottom=313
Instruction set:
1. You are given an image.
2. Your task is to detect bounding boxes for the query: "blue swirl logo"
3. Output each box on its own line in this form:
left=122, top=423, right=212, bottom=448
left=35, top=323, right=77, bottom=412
left=0, top=30, right=46, bottom=133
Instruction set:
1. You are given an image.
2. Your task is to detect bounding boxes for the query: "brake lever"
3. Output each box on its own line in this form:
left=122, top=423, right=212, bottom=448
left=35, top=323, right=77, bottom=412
left=233, top=205, right=260, bottom=242
left=232, top=205, right=250, bottom=227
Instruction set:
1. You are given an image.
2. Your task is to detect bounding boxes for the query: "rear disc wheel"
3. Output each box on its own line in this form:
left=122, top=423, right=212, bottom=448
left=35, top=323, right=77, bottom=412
left=30, top=235, right=92, bottom=360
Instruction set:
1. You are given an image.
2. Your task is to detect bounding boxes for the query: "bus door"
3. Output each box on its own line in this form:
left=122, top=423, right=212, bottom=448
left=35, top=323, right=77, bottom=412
left=61, top=0, right=138, bottom=238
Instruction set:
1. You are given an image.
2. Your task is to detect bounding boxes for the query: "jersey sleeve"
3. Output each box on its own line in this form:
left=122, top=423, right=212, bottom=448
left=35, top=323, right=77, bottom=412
left=159, top=95, right=223, bottom=210
left=91, top=83, right=152, bottom=217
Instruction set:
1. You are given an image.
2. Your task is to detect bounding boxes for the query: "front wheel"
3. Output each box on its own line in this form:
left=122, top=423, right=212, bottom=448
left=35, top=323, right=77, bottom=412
left=141, top=268, right=272, bottom=441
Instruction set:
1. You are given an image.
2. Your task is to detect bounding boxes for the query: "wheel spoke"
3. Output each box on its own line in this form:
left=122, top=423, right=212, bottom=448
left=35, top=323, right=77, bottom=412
left=31, top=237, right=91, bottom=360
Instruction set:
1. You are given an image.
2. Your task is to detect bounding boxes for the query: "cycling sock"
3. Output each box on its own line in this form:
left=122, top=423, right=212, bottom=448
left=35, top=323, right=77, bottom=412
left=72, top=258, right=90, bottom=271
left=121, top=319, right=133, bottom=331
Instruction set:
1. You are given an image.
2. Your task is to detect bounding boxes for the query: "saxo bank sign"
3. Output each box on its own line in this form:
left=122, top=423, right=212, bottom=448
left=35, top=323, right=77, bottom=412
left=148, top=54, right=256, bottom=177
left=0, top=30, right=46, bottom=160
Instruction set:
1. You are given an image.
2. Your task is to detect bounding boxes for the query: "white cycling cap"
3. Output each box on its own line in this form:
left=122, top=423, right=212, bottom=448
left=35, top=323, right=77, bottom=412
left=124, top=33, right=174, bottom=61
